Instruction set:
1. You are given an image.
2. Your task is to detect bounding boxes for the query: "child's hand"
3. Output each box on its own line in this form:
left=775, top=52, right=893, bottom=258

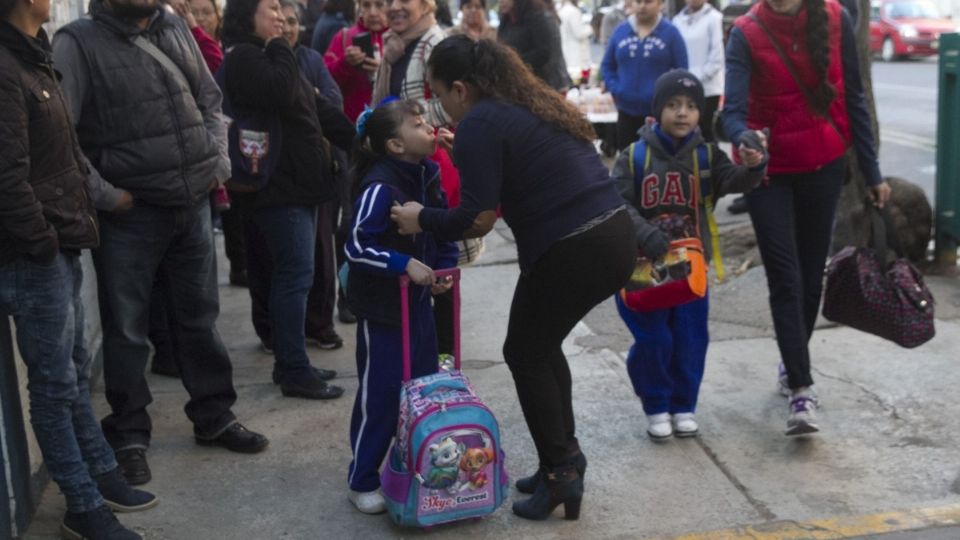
left=391, top=201, right=424, bottom=235
left=431, top=275, right=453, bottom=295
left=740, top=148, right=764, bottom=168
left=406, top=259, right=435, bottom=286
left=437, top=128, right=455, bottom=154
left=738, top=129, right=768, bottom=168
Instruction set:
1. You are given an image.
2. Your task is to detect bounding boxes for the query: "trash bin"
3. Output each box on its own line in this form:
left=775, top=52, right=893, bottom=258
left=935, top=32, right=960, bottom=265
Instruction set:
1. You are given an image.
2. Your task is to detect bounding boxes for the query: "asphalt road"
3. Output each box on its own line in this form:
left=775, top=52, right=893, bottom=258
left=871, top=57, right=939, bottom=200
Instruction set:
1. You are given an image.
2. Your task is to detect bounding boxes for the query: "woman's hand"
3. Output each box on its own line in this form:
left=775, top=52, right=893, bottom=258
left=436, top=128, right=455, bottom=154
left=391, top=201, right=424, bottom=234
left=431, top=275, right=453, bottom=295
left=170, top=0, right=198, bottom=28
left=869, top=181, right=892, bottom=209
left=345, top=46, right=367, bottom=67
left=406, top=258, right=435, bottom=286
left=361, top=55, right=381, bottom=73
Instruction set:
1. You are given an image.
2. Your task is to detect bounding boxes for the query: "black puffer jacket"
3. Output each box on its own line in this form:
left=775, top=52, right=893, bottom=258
left=0, top=22, right=98, bottom=266
left=54, top=0, right=228, bottom=207
left=221, top=36, right=354, bottom=208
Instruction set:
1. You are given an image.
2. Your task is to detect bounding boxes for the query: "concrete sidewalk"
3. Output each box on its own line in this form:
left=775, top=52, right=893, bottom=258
left=24, top=221, right=960, bottom=539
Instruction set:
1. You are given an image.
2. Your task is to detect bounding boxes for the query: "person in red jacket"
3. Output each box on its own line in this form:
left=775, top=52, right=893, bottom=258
left=324, top=0, right=387, bottom=122
left=721, top=0, right=890, bottom=436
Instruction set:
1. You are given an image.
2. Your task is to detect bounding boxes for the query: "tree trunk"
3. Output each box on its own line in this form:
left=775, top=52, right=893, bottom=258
left=830, top=0, right=877, bottom=252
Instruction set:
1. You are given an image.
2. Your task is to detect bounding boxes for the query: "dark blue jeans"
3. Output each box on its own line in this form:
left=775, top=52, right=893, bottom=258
left=745, top=157, right=846, bottom=390
left=251, top=205, right=317, bottom=380
left=94, top=199, right=237, bottom=450
left=0, top=253, right=116, bottom=512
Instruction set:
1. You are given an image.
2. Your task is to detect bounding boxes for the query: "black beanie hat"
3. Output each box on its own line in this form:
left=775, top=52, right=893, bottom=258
left=652, top=69, right=706, bottom=123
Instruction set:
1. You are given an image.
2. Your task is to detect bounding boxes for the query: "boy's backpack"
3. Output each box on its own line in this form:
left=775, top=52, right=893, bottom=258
left=214, top=50, right=284, bottom=192
left=380, top=269, right=508, bottom=527
left=627, top=140, right=726, bottom=281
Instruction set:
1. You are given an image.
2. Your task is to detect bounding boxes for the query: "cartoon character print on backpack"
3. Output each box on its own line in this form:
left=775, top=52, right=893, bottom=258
left=458, top=447, right=495, bottom=491
left=423, top=437, right=463, bottom=494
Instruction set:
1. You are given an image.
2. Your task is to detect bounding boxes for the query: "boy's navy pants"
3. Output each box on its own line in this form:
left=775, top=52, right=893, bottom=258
left=616, top=293, right=710, bottom=416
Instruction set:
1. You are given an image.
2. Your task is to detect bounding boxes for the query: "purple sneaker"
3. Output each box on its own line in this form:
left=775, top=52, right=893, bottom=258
left=786, top=394, right=820, bottom=436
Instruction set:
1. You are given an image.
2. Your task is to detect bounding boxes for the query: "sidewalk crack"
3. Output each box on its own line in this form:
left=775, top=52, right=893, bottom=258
left=810, top=366, right=903, bottom=421
left=695, top=437, right=778, bottom=521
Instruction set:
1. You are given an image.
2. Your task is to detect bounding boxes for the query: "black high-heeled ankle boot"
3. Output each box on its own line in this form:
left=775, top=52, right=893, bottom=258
left=512, top=464, right=583, bottom=521
left=515, top=451, right=587, bottom=494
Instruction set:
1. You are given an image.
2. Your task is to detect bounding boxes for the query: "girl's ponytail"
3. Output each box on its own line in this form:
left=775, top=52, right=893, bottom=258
left=349, top=100, right=425, bottom=199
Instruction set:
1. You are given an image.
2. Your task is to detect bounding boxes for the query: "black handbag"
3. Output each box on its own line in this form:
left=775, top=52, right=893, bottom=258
left=822, top=205, right=935, bottom=348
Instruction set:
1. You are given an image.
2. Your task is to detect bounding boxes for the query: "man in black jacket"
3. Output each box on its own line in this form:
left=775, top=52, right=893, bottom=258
left=52, top=0, right=269, bottom=487
left=0, top=0, right=159, bottom=536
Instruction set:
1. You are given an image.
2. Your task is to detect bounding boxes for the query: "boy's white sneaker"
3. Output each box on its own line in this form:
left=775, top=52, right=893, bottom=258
left=646, top=413, right=673, bottom=440
left=348, top=490, right=387, bottom=514
left=672, top=413, right=699, bottom=438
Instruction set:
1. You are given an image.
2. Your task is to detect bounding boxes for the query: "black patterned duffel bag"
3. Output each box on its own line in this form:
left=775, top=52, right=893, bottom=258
left=822, top=205, right=935, bottom=348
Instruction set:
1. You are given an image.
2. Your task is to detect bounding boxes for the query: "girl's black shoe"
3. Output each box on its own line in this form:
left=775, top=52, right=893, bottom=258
left=512, top=464, right=583, bottom=521
left=515, top=451, right=587, bottom=494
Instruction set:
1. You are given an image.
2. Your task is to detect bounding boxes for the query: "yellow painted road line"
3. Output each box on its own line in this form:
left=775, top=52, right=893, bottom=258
left=666, top=503, right=960, bottom=540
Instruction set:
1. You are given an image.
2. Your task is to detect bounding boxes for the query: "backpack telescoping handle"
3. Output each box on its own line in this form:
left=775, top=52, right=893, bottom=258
left=399, top=268, right=461, bottom=382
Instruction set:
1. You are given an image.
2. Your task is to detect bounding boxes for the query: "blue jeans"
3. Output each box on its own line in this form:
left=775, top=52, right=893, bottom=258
left=94, top=199, right=237, bottom=449
left=251, top=205, right=317, bottom=380
left=0, top=254, right=116, bottom=512
left=616, top=293, right=710, bottom=416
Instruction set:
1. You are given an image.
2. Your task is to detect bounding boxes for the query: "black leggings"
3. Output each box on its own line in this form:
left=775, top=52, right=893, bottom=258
left=503, top=210, right=635, bottom=467
left=745, top=157, right=846, bottom=389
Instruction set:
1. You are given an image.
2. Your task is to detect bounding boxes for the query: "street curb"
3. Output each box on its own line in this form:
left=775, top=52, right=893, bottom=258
left=662, top=503, right=960, bottom=540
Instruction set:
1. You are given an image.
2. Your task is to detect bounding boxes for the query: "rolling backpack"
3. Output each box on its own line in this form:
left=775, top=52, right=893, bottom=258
left=379, top=269, right=508, bottom=527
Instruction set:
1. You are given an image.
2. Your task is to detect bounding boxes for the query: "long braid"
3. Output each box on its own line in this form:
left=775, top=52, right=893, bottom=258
left=804, top=0, right=836, bottom=114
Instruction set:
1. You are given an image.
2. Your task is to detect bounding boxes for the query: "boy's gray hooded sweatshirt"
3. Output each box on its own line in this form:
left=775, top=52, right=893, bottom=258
left=611, top=124, right=767, bottom=260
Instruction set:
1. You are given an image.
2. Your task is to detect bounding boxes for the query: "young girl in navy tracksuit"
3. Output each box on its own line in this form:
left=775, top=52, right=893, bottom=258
left=344, top=99, right=459, bottom=513
left=611, top=70, right=767, bottom=440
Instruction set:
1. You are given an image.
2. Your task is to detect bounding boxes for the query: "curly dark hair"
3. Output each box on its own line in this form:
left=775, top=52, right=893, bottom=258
left=804, top=0, right=837, bottom=114
left=221, top=0, right=261, bottom=45
left=352, top=99, right=425, bottom=196
left=428, top=35, right=596, bottom=143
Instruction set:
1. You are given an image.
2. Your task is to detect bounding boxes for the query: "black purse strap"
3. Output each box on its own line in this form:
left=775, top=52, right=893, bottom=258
left=747, top=12, right=843, bottom=139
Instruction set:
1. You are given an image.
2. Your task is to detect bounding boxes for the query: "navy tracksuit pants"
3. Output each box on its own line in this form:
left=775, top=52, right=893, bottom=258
left=616, top=293, right=710, bottom=416
left=347, top=293, right=438, bottom=493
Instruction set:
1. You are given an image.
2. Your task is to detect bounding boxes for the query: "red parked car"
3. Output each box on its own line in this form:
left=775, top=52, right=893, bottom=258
left=869, top=0, right=958, bottom=61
